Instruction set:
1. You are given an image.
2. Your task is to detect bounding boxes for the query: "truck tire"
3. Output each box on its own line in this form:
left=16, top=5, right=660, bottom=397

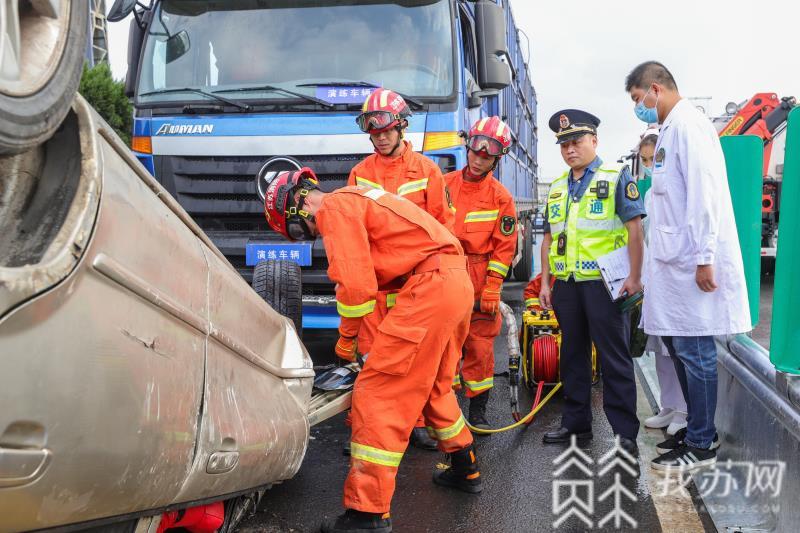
left=252, top=260, right=303, bottom=337
left=513, top=216, right=533, bottom=281
left=0, top=0, right=88, bottom=154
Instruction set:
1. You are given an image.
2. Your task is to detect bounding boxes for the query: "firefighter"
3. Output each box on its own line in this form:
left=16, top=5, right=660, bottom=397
left=539, top=109, right=645, bottom=456
left=346, top=87, right=455, bottom=450
left=262, top=168, right=482, bottom=533
left=444, top=116, right=517, bottom=431
left=523, top=273, right=554, bottom=311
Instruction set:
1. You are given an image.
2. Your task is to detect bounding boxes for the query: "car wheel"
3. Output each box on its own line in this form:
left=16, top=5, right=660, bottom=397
left=0, top=0, right=88, bottom=153
left=252, top=260, right=303, bottom=338
left=513, top=216, right=533, bottom=281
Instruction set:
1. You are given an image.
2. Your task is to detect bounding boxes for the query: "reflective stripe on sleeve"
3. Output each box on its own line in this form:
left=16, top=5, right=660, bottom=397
left=397, top=178, right=428, bottom=196
left=487, top=260, right=509, bottom=277
left=350, top=442, right=404, bottom=467
left=463, top=377, right=494, bottom=392
left=550, top=222, right=565, bottom=234
left=525, top=298, right=538, bottom=307
left=386, top=292, right=398, bottom=308
left=464, top=209, right=500, bottom=223
left=356, top=176, right=383, bottom=190
left=431, top=415, right=467, bottom=441
left=337, top=299, right=376, bottom=318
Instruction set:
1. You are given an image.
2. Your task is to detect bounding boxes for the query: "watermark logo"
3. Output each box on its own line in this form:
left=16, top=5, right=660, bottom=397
left=657, top=459, right=786, bottom=499
left=552, top=437, right=787, bottom=530
left=552, top=436, right=638, bottom=530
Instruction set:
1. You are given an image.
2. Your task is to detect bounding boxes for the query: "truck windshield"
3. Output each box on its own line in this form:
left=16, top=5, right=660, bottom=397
left=136, top=0, right=455, bottom=106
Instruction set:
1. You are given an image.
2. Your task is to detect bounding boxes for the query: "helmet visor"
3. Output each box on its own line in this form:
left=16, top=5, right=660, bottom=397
left=467, top=135, right=505, bottom=157
left=356, top=111, right=397, bottom=133
left=286, top=217, right=314, bottom=241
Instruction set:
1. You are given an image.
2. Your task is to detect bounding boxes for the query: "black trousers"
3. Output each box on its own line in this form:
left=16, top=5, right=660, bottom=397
left=551, top=278, right=639, bottom=439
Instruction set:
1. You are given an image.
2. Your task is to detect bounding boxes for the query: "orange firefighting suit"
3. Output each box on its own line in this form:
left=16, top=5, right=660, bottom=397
left=317, top=186, right=473, bottom=513
left=347, top=140, right=455, bottom=354
left=523, top=273, right=555, bottom=310
left=445, top=169, right=517, bottom=397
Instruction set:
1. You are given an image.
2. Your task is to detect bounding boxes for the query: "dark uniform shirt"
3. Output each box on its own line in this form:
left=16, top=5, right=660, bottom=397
left=543, top=157, right=646, bottom=233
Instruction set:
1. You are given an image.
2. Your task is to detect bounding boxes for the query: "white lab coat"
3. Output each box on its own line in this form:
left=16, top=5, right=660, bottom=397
left=642, top=98, right=751, bottom=336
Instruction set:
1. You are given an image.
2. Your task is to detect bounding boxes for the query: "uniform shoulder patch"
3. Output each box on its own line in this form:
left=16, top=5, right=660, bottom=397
left=625, top=182, right=640, bottom=201
left=500, top=215, right=516, bottom=236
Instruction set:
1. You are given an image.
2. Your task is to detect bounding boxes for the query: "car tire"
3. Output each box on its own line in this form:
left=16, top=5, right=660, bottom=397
left=513, top=216, right=533, bottom=281
left=0, top=0, right=88, bottom=154
left=252, top=260, right=303, bottom=338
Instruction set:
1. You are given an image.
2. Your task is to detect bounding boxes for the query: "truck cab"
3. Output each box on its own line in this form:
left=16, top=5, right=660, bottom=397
left=117, top=0, right=538, bottom=329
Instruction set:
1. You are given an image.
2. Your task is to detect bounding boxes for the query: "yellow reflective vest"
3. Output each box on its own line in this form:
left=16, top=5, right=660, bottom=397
left=547, top=163, right=628, bottom=281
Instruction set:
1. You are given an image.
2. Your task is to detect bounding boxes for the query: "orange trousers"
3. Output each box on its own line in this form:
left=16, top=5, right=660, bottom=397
left=460, top=257, right=501, bottom=398
left=344, top=255, right=473, bottom=513
left=356, top=289, right=427, bottom=429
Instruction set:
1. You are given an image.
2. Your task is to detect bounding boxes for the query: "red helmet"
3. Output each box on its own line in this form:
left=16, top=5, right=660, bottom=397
left=466, top=116, right=512, bottom=157
left=262, top=166, right=319, bottom=240
left=356, top=88, right=412, bottom=133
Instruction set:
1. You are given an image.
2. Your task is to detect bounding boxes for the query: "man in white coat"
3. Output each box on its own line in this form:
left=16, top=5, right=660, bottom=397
left=625, top=61, right=751, bottom=472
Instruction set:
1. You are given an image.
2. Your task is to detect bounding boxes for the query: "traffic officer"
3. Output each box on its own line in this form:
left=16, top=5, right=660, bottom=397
left=262, top=168, right=481, bottom=533
left=538, top=109, right=645, bottom=454
left=444, top=116, right=517, bottom=431
left=345, top=87, right=454, bottom=450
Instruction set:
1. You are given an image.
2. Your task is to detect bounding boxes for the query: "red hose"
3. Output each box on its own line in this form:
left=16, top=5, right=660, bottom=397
left=533, top=335, right=559, bottom=383
left=522, top=380, right=545, bottom=426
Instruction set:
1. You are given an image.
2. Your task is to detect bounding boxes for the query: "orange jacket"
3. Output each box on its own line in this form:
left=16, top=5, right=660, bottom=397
left=523, top=274, right=555, bottom=308
left=347, top=141, right=454, bottom=232
left=316, top=187, right=464, bottom=337
left=444, top=169, right=517, bottom=279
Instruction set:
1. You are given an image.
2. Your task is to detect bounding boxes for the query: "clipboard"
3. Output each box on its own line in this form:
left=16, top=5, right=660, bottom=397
left=596, top=246, right=643, bottom=311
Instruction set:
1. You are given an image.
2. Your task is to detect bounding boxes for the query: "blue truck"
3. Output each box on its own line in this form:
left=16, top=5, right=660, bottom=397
left=112, top=0, right=538, bottom=329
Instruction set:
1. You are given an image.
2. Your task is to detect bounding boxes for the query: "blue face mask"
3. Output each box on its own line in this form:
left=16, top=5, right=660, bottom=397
left=642, top=166, right=653, bottom=179
left=635, top=88, right=659, bottom=123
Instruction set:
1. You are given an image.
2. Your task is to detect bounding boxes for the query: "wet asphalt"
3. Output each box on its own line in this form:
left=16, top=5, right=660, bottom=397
left=238, top=283, right=672, bottom=533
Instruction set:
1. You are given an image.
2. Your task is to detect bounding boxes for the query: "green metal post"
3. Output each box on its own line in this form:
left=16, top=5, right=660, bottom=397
left=721, top=135, right=762, bottom=328
left=771, top=107, right=800, bottom=373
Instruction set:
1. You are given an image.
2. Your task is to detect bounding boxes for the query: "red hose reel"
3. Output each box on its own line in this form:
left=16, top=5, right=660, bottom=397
left=531, top=334, right=560, bottom=384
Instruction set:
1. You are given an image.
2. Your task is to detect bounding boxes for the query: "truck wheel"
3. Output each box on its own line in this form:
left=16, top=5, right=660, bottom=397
left=513, top=216, right=533, bottom=281
left=0, top=0, right=88, bottom=154
left=252, top=260, right=303, bottom=338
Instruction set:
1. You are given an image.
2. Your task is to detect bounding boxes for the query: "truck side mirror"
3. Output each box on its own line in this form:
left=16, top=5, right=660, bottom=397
left=107, top=0, right=137, bottom=22
left=475, top=0, right=511, bottom=90
left=124, top=18, right=145, bottom=97
left=166, top=31, right=191, bottom=64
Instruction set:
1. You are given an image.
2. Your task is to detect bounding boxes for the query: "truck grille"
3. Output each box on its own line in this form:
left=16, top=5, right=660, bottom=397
left=152, top=153, right=367, bottom=287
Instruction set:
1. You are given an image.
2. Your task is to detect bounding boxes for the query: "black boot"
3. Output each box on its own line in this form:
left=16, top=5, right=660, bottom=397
left=320, top=509, right=392, bottom=533
left=409, top=427, right=438, bottom=451
left=432, top=444, right=483, bottom=494
left=468, top=391, right=491, bottom=433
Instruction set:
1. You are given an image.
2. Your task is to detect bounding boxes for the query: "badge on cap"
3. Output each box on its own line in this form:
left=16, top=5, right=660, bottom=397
left=559, top=114, right=570, bottom=130
left=625, top=182, right=640, bottom=201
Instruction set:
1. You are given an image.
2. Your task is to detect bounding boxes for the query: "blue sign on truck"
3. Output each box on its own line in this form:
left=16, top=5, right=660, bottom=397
left=119, top=0, right=538, bottom=329
left=246, top=242, right=313, bottom=267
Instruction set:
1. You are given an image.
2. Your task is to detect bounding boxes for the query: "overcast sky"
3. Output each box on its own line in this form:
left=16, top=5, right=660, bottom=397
left=105, top=0, right=800, bottom=181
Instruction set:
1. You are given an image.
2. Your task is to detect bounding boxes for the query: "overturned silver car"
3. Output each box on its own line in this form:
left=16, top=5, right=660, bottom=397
left=0, top=94, right=317, bottom=531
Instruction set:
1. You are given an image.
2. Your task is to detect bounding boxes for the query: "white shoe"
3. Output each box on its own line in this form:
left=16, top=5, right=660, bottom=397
left=666, top=412, right=687, bottom=435
left=645, top=408, right=675, bottom=429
